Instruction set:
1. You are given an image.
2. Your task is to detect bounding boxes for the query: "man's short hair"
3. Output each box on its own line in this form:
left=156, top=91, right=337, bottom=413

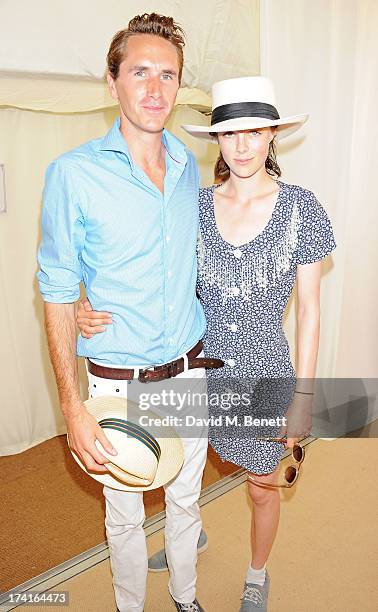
left=107, top=12, right=186, bottom=83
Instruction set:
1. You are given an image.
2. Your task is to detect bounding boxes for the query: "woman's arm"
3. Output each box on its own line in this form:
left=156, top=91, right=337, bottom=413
left=295, top=260, right=322, bottom=387
left=281, top=260, right=322, bottom=446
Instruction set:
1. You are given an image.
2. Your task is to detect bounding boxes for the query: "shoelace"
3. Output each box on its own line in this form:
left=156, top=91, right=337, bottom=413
left=178, top=602, right=201, bottom=612
left=241, top=585, right=264, bottom=606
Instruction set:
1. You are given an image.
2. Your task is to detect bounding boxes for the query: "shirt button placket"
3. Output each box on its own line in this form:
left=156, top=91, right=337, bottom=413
left=228, top=247, right=241, bottom=371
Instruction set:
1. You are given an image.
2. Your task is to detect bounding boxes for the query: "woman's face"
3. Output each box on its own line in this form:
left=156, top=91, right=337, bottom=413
left=218, top=127, right=276, bottom=179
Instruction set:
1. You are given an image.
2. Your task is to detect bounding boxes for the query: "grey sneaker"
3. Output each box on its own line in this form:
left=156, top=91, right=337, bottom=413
left=148, top=529, right=208, bottom=572
left=239, top=571, right=270, bottom=611
left=170, top=593, right=205, bottom=611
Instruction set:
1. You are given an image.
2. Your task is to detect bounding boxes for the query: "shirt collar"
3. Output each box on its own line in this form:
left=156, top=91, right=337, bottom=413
left=99, top=118, right=187, bottom=166
left=99, top=117, right=132, bottom=161
left=162, top=129, right=187, bottom=165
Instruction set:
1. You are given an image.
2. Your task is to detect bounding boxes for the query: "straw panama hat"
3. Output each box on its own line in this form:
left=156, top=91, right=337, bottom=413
left=67, top=396, right=184, bottom=492
left=182, top=76, right=308, bottom=142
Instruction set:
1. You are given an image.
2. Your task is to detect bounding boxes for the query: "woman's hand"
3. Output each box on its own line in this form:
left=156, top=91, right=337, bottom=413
left=77, top=298, right=112, bottom=338
left=278, top=393, right=313, bottom=448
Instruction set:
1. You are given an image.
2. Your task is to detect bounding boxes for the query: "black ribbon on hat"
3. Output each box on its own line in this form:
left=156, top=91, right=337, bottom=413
left=99, top=418, right=161, bottom=461
left=211, top=101, right=280, bottom=126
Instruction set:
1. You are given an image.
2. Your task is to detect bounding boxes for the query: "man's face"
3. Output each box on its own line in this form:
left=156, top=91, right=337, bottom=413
left=107, top=34, right=180, bottom=134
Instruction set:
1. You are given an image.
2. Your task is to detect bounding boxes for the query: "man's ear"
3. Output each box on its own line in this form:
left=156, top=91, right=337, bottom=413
left=107, top=73, right=119, bottom=102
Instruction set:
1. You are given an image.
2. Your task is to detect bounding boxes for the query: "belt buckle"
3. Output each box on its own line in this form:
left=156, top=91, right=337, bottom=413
left=138, top=360, right=179, bottom=383
left=138, top=365, right=156, bottom=383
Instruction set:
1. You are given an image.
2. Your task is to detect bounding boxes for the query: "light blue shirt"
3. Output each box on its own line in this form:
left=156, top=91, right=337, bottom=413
left=37, top=118, right=206, bottom=366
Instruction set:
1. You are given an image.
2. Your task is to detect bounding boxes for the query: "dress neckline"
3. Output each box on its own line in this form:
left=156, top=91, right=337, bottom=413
left=210, top=180, right=284, bottom=249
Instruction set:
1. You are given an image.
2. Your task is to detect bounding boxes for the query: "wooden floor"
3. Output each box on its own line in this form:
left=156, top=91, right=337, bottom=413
left=13, top=438, right=378, bottom=612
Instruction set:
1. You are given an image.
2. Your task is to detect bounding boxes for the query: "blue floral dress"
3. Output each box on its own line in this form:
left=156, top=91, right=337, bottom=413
left=197, top=181, right=336, bottom=474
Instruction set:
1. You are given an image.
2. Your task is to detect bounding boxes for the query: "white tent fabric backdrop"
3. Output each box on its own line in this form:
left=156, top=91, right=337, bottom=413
left=260, top=0, right=378, bottom=433
left=0, top=0, right=377, bottom=454
left=0, top=0, right=258, bottom=454
left=0, top=0, right=259, bottom=111
left=261, top=0, right=378, bottom=379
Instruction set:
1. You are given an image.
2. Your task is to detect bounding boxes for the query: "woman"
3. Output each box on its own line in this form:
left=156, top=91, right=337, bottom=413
left=77, top=77, right=336, bottom=611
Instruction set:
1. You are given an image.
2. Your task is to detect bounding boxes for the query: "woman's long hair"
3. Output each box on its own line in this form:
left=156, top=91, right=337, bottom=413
left=213, top=136, right=281, bottom=184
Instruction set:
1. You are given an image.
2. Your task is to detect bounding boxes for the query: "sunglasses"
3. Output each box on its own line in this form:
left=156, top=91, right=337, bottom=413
left=247, top=438, right=305, bottom=488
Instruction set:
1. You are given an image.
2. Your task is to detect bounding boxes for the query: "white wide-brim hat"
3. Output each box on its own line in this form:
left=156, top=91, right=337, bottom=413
left=68, top=396, right=184, bottom=491
left=182, top=76, right=308, bottom=142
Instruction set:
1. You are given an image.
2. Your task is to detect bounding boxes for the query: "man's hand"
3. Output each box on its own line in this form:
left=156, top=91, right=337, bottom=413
left=77, top=298, right=112, bottom=339
left=67, top=402, right=117, bottom=472
left=278, top=393, right=313, bottom=448
left=43, top=302, right=117, bottom=472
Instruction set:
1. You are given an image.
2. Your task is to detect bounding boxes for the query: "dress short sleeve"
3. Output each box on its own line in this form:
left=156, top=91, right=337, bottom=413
left=297, top=190, right=336, bottom=265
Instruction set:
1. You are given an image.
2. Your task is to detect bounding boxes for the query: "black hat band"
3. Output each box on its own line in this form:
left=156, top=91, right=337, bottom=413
left=98, top=418, right=161, bottom=461
left=211, top=101, right=280, bottom=126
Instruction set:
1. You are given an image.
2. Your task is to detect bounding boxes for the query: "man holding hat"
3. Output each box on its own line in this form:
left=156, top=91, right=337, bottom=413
left=37, top=12, right=222, bottom=612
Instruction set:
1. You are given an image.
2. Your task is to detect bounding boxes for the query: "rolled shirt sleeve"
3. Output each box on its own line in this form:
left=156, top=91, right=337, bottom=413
left=37, top=159, right=86, bottom=302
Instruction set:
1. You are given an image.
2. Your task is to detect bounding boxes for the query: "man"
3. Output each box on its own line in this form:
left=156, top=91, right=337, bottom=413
left=38, top=13, right=221, bottom=612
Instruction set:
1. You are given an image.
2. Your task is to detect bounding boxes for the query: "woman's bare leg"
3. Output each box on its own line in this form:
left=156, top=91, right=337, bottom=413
left=247, top=464, right=281, bottom=569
